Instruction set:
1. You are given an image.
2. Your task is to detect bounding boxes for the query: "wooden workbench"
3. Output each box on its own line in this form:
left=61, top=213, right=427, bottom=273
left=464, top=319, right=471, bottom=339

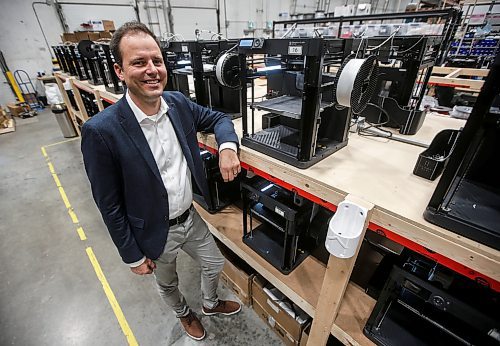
left=198, top=112, right=499, bottom=278
left=54, top=71, right=500, bottom=346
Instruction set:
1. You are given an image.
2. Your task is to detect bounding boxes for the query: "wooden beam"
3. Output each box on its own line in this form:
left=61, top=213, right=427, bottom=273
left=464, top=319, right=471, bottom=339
left=307, top=195, right=374, bottom=346
left=428, top=76, right=484, bottom=91
left=55, top=73, right=80, bottom=136
left=445, top=68, right=462, bottom=78
left=95, top=90, right=105, bottom=112
left=69, top=79, right=89, bottom=121
left=432, top=66, right=489, bottom=77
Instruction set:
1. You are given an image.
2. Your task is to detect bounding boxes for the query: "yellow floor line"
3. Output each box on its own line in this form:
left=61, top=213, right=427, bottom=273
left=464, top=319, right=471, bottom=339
left=86, top=247, right=139, bottom=346
left=68, top=208, right=79, bottom=224
left=52, top=173, right=62, bottom=187
left=47, top=162, right=55, bottom=174
left=43, top=137, right=79, bottom=148
left=58, top=187, right=71, bottom=209
left=76, top=227, right=87, bottom=241
left=41, top=145, right=138, bottom=345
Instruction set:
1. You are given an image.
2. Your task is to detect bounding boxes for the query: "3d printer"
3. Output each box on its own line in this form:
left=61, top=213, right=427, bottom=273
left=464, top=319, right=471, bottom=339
left=92, top=42, right=124, bottom=94
left=192, top=149, right=241, bottom=213
left=160, top=40, right=191, bottom=97
left=52, top=45, right=74, bottom=76
left=424, top=53, right=500, bottom=251
left=355, top=35, right=444, bottom=135
left=364, top=251, right=500, bottom=346
left=77, top=40, right=106, bottom=86
left=231, top=37, right=378, bottom=168
left=162, top=39, right=241, bottom=118
left=241, top=175, right=315, bottom=274
left=53, top=44, right=89, bottom=81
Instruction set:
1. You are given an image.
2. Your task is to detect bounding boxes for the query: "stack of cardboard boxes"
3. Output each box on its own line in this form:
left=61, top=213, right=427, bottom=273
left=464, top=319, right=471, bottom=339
left=252, top=275, right=311, bottom=346
left=217, top=241, right=311, bottom=345
left=7, top=103, right=30, bottom=118
left=60, top=20, right=115, bottom=43
left=0, top=107, right=15, bottom=135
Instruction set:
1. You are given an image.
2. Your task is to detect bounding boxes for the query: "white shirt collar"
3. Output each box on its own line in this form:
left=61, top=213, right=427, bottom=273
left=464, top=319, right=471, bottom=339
left=125, top=90, right=169, bottom=123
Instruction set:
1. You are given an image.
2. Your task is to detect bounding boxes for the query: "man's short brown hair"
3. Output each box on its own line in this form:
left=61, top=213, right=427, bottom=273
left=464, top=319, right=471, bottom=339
left=110, top=21, right=160, bottom=66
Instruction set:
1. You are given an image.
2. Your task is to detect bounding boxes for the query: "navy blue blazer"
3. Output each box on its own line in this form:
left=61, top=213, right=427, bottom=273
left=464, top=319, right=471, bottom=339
left=81, top=91, right=238, bottom=264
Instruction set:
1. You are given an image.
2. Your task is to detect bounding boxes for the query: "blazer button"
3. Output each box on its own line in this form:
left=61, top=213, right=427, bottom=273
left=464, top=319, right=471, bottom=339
left=164, top=216, right=168, bottom=222
left=162, top=193, right=167, bottom=199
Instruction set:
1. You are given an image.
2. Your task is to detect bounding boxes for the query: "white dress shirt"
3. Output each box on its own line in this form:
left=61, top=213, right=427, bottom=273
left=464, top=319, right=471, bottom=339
left=125, top=91, right=236, bottom=267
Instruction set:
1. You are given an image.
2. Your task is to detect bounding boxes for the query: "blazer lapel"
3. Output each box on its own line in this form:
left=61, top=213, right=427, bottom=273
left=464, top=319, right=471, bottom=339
left=117, top=98, right=164, bottom=186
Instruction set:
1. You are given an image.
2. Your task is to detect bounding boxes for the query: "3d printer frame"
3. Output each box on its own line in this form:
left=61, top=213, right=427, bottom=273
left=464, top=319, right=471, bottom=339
left=69, top=44, right=88, bottom=81
left=239, top=37, right=352, bottom=168
left=53, top=45, right=74, bottom=76
left=356, top=35, right=443, bottom=135
left=161, top=41, right=192, bottom=97
left=94, top=43, right=124, bottom=94
left=53, top=44, right=89, bottom=81
left=241, top=176, right=314, bottom=274
left=78, top=40, right=106, bottom=86
left=162, top=40, right=241, bottom=117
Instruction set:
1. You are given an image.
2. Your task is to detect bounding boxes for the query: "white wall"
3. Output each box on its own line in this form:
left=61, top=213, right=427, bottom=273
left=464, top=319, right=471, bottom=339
left=0, top=0, right=64, bottom=105
left=221, top=0, right=293, bottom=39
left=60, top=3, right=137, bottom=32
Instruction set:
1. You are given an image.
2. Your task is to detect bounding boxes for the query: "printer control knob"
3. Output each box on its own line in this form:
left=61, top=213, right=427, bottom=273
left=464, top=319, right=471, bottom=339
left=431, top=295, right=449, bottom=311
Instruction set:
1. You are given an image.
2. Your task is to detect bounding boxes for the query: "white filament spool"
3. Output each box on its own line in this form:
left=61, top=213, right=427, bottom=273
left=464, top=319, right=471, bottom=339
left=335, top=58, right=366, bottom=108
left=215, top=51, right=230, bottom=87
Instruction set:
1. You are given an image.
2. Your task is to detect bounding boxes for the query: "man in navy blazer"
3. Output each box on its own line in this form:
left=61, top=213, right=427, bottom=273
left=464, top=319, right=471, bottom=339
left=81, top=22, right=241, bottom=341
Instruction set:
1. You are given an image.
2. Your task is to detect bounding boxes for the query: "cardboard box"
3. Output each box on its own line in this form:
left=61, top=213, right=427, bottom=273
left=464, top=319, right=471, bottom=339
left=102, top=20, right=115, bottom=31
left=88, top=32, right=100, bottom=41
left=74, top=31, right=90, bottom=41
left=7, top=103, right=29, bottom=117
left=61, top=32, right=77, bottom=43
left=0, top=107, right=15, bottom=134
left=99, top=31, right=113, bottom=39
left=252, top=275, right=310, bottom=343
left=91, top=20, right=115, bottom=31
left=253, top=299, right=299, bottom=346
left=220, top=260, right=252, bottom=306
left=299, top=324, right=310, bottom=346
left=0, top=107, right=9, bottom=126
left=217, top=240, right=255, bottom=306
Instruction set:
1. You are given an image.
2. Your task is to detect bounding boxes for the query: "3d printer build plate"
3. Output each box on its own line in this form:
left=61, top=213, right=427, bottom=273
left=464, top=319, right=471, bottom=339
left=252, top=95, right=332, bottom=119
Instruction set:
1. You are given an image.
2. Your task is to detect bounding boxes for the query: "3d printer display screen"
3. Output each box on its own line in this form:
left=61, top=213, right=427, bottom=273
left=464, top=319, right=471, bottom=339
left=239, top=39, right=253, bottom=47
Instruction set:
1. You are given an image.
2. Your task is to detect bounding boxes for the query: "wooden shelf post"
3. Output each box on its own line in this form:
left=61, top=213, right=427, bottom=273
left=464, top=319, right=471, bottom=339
left=307, top=195, right=374, bottom=346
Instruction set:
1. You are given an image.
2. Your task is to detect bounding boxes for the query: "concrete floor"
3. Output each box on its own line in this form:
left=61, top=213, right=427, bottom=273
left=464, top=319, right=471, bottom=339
left=0, top=109, right=283, bottom=346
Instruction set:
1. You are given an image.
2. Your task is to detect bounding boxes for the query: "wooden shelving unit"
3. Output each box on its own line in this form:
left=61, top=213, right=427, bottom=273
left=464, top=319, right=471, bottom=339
left=195, top=203, right=376, bottom=346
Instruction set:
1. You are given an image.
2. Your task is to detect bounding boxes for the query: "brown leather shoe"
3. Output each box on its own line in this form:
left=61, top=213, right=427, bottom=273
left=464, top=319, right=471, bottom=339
left=179, top=311, right=206, bottom=341
left=202, top=300, right=241, bottom=316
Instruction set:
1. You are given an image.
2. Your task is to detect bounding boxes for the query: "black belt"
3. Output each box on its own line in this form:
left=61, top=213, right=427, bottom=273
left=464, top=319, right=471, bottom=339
left=169, top=205, right=192, bottom=227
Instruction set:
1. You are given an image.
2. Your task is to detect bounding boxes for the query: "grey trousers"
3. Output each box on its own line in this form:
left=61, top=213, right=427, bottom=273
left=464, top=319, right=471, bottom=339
left=153, top=206, right=225, bottom=317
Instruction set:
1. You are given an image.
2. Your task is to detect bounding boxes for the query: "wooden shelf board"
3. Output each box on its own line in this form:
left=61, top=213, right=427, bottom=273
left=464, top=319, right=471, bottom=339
left=71, top=79, right=93, bottom=94
left=332, top=283, right=376, bottom=346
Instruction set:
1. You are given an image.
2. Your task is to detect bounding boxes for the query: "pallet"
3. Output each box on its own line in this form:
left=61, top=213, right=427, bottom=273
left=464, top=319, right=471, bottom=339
left=0, top=119, right=16, bottom=135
